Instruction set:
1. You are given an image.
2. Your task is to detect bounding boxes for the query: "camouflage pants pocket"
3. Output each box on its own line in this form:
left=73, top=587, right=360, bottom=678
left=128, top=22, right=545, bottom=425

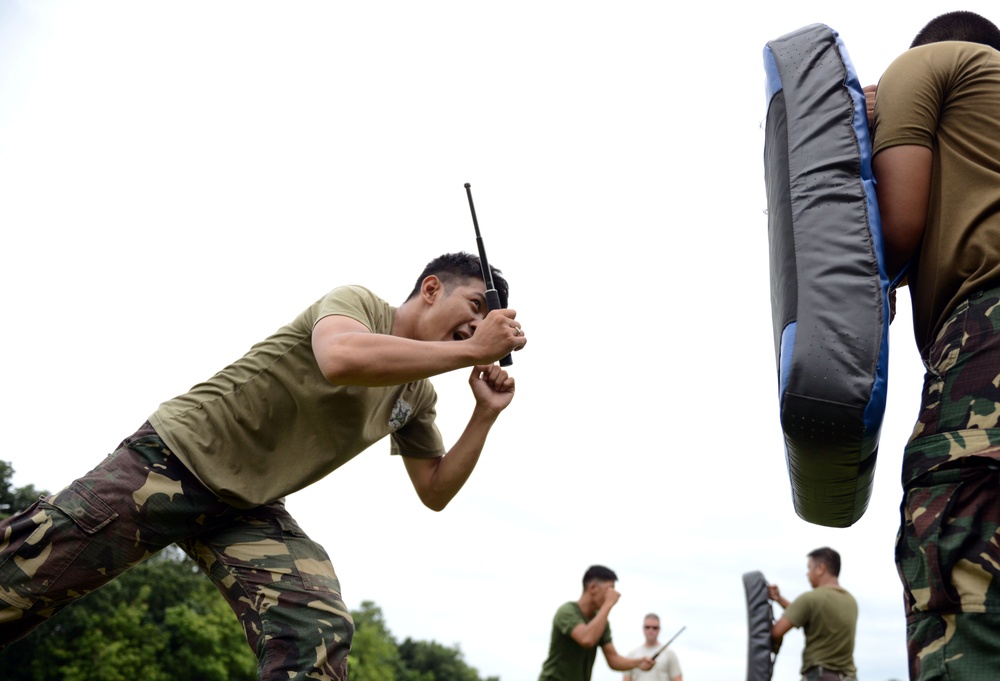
left=275, top=513, right=343, bottom=595
left=896, top=476, right=964, bottom=616
left=0, top=482, right=118, bottom=629
left=905, top=612, right=1000, bottom=681
left=899, top=465, right=1000, bottom=680
left=0, top=422, right=226, bottom=645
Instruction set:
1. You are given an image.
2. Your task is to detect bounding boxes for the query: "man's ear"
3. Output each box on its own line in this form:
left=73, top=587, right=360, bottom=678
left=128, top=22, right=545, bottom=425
left=420, top=275, right=443, bottom=304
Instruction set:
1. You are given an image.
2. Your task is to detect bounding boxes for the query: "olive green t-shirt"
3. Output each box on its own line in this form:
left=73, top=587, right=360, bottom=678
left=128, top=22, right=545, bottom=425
left=538, top=601, right=612, bottom=681
left=784, top=586, right=858, bottom=675
left=873, top=41, right=1000, bottom=353
left=149, top=285, right=445, bottom=508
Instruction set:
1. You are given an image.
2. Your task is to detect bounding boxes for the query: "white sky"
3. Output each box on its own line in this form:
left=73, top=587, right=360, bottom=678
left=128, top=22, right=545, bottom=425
left=1, top=2, right=994, bottom=679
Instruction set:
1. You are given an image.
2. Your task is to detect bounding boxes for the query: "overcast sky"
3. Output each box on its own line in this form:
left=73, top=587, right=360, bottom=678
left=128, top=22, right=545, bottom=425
left=2, top=2, right=995, bottom=679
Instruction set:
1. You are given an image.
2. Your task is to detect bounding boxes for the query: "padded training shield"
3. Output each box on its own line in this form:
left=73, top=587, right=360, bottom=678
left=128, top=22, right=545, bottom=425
left=743, top=571, right=774, bottom=681
left=763, top=24, right=890, bottom=528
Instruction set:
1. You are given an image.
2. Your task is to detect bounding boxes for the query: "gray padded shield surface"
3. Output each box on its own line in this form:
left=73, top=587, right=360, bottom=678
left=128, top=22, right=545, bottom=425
left=763, top=23, right=887, bottom=527
left=743, top=571, right=774, bottom=681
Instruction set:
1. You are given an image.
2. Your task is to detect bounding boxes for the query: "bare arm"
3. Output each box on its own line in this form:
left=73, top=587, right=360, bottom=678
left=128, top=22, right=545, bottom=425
left=872, top=145, right=933, bottom=277
left=569, top=590, right=620, bottom=649
left=864, top=83, right=877, bottom=128
left=771, top=615, right=794, bottom=652
left=768, top=584, right=793, bottom=654
left=311, top=310, right=523, bottom=387
left=601, top=642, right=654, bottom=672
left=402, top=364, right=514, bottom=511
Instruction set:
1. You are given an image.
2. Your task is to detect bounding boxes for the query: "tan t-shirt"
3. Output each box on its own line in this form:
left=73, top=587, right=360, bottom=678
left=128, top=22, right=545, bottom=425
left=873, top=41, right=1000, bottom=353
left=149, top=285, right=445, bottom=508
left=625, top=643, right=681, bottom=681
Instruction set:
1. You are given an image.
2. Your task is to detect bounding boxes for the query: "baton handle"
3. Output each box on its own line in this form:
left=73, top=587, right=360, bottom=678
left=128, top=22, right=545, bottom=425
left=464, top=183, right=512, bottom=367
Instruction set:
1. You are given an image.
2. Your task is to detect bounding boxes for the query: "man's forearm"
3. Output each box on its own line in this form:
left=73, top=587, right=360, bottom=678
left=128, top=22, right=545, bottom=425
left=426, top=406, right=499, bottom=507
left=605, top=654, right=643, bottom=672
left=404, top=404, right=499, bottom=511
left=315, top=331, right=481, bottom=387
left=575, top=605, right=613, bottom=648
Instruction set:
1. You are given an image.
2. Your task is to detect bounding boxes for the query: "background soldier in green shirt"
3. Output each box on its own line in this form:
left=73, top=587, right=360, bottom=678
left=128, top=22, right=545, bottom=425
left=768, top=548, right=858, bottom=681
left=539, top=565, right=654, bottom=681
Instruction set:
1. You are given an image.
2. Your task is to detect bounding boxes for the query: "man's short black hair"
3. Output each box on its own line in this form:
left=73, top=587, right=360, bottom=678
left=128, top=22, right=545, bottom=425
left=406, top=252, right=509, bottom=309
left=808, top=547, right=842, bottom=577
left=582, top=565, right=618, bottom=589
left=911, top=11, right=1000, bottom=50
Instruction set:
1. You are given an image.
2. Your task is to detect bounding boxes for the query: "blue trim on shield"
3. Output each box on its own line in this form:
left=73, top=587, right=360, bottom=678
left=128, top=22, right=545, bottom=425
left=779, top=321, right=796, bottom=401
left=763, top=45, right=782, bottom=103
left=833, top=28, right=891, bottom=440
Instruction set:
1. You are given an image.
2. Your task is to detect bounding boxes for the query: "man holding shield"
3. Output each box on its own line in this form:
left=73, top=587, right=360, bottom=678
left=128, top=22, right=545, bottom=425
left=870, top=10, right=1000, bottom=679
left=768, top=548, right=857, bottom=681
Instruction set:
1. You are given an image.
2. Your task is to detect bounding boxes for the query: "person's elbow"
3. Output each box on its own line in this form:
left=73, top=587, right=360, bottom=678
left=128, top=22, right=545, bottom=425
left=571, top=631, right=600, bottom=649
left=414, top=488, right=449, bottom=512
left=315, top=354, right=356, bottom=385
left=311, top=335, right=359, bottom=384
left=771, top=617, right=792, bottom=645
left=406, top=460, right=451, bottom=512
left=770, top=622, right=788, bottom=654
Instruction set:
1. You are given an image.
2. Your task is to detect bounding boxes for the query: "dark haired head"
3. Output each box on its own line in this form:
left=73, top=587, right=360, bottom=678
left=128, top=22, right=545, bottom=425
left=911, top=11, right=1000, bottom=50
left=405, top=252, right=509, bottom=309
left=582, top=565, right=618, bottom=590
left=808, top=547, right=842, bottom=577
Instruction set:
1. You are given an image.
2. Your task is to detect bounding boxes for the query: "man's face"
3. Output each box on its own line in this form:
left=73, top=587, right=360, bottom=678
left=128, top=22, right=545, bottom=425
left=806, top=557, right=823, bottom=588
left=592, top=580, right=616, bottom=607
left=422, top=277, right=488, bottom=342
left=643, top=617, right=660, bottom=645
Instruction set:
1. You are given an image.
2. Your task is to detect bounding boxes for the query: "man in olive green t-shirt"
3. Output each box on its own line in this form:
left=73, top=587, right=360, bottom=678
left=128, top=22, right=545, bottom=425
left=868, top=10, right=1000, bottom=681
left=769, top=548, right=857, bottom=681
left=0, top=252, right=527, bottom=680
left=539, top=565, right=654, bottom=681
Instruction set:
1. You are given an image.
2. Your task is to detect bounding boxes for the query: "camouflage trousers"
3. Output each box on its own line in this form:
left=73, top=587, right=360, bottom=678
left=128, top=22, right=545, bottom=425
left=897, top=287, right=1000, bottom=680
left=0, top=422, right=353, bottom=680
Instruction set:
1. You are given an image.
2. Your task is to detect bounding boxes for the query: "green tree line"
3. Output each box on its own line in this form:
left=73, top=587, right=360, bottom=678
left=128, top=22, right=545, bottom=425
left=0, top=462, right=498, bottom=680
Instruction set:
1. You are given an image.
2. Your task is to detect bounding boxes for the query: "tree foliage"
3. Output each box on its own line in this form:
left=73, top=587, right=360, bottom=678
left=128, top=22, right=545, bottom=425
left=349, top=601, right=498, bottom=681
left=0, top=548, right=258, bottom=681
left=0, top=460, right=47, bottom=520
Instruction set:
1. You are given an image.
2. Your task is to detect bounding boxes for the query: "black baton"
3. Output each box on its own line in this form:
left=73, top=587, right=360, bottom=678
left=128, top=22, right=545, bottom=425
left=464, top=183, right=512, bottom=367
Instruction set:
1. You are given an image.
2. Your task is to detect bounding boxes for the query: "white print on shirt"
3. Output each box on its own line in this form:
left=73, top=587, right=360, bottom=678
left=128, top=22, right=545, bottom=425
left=389, top=399, right=413, bottom=431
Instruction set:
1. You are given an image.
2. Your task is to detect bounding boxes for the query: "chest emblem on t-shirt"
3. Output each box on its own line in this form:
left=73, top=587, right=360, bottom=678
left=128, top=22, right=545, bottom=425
left=389, top=398, right=413, bottom=431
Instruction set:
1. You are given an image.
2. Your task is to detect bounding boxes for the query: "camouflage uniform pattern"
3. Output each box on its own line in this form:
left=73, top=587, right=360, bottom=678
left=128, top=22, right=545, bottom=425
left=897, top=288, right=1000, bottom=680
left=0, top=422, right=353, bottom=680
